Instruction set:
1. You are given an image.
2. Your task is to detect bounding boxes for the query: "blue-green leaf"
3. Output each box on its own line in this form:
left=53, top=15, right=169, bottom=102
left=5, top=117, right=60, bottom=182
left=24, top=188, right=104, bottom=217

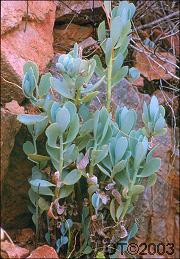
left=39, top=72, right=52, bottom=96
left=29, top=179, right=55, bottom=187
left=17, top=114, right=46, bottom=125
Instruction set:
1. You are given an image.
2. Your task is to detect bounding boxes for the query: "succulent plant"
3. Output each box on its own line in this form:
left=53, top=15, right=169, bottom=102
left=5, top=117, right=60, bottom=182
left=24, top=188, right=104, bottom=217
left=16, top=1, right=167, bottom=258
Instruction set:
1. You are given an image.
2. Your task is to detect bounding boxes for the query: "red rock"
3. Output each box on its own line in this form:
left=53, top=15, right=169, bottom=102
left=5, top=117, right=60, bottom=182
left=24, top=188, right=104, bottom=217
left=1, top=1, right=56, bottom=104
left=27, top=245, right=58, bottom=259
left=5, top=100, right=25, bottom=115
left=15, top=228, right=34, bottom=244
left=1, top=240, right=29, bottom=258
left=0, top=108, right=21, bottom=182
left=56, top=0, right=102, bottom=25
left=133, top=44, right=176, bottom=81
left=132, top=76, right=144, bottom=87
left=53, top=23, right=93, bottom=53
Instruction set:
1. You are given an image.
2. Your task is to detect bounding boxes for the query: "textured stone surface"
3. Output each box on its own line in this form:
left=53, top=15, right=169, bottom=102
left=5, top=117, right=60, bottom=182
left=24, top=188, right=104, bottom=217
left=1, top=240, right=29, bottom=258
left=53, top=23, right=93, bottom=53
left=1, top=1, right=56, bottom=104
left=27, top=245, right=58, bottom=259
left=133, top=46, right=176, bottom=81
left=1, top=125, right=33, bottom=228
left=56, top=0, right=103, bottom=25
left=1, top=107, right=22, bottom=182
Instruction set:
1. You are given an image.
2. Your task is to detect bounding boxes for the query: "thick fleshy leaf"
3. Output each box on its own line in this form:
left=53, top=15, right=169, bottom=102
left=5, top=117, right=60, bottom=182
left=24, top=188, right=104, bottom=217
left=112, top=160, right=127, bottom=177
left=23, top=141, right=35, bottom=155
left=147, top=173, right=157, bottom=186
left=138, top=158, right=161, bottom=177
left=63, top=169, right=81, bottom=185
left=81, top=91, right=99, bottom=103
left=65, top=114, right=79, bottom=143
left=92, top=145, right=109, bottom=166
left=97, top=164, right=111, bottom=177
left=154, top=116, right=166, bottom=132
left=34, top=117, right=49, bottom=138
left=112, top=66, right=128, bottom=86
left=30, top=179, right=55, bottom=187
left=129, top=67, right=140, bottom=80
left=115, top=137, right=128, bottom=164
left=121, top=110, right=137, bottom=134
left=110, top=199, right=116, bottom=222
left=105, top=38, right=113, bottom=65
left=149, top=96, right=159, bottom=121
left=23, top=61, right=39, bottom=82
left=56, top=107, right=70, bottom=134
left=142, top=101, right=149, bottom=123
left=112, top=52, right=124, bottom=78
left=131, top=185, right=145, bottom=195
left=31, top=185, right=54, bottom=196
left=97, top=21, right=106, bottom=42
left=81, top=76, right=105, bottom=94
left=128, top=223, right=138, bottom=240
left=92, top=193, right=101, bottom=210
left=38, top=197, right=50, bottom=211
left=59, top=185, right=74, bottom=198
left=17, top=114, right=46, bottom=125
left=28, top=154, right=50, bottom=162
left=46, top=123, right=61, bottom=148
left=51, top=77, right=75, bottom=99
left=39, top=73, right=51, bottom=96
left=111, top=16, right=123, bottom=46
left=93, top=55, right=105, bottom=77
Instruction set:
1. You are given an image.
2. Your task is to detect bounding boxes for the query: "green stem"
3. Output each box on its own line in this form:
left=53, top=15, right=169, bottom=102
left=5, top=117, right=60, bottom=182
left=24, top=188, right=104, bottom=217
left=33, top=137, right=37, bottom=154
left=121, top=169, right=139, bottom=220
left=89, top=143, right=97, bottom=176
left=75, top=87, right=81, bottom=110
left=55, top=135, right=63, bottom=199
left=106, top=53, right=113, bottom=112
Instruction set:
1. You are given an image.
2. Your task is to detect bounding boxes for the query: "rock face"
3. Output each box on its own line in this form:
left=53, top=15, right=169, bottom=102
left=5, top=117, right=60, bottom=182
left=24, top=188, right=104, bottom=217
left=1, top=241, right=29, bottom=259
left=1, top=107, right=22, bottom=182
left=27, top=245, right=58, bottom=259
left=1, top=1, right=56, bottom=104
left=133, top=46, right=176, bottom=81
left=56, top=0, right=103, bottom=25
left=53, top=23, right=93, bottom=53
left=1, top=125, right=33, bottom=228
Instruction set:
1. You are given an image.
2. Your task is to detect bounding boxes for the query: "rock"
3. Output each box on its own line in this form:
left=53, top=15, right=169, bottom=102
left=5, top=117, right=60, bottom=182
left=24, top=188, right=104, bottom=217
left=1, top=108, right=22, bottom=182
left=1, top=240, right=29, bottom=258
left=27, top=245, right=58, bottom=259
left=5, top=100, right=25, bottom=115
left=15, top=228, right=34, bottom=245
left=132, top=76, right=144, bottom=87
left=79, top=37, right=99, bottom=56
left=1, top=125, right=33, bottom=228
left=90, top=75, right=151, bottom=126
left=53, top=23, right=93, bottom=53
left=132, top=127, right=179, bottom=259
left=133, top=45, right=176, bottom=81
left=1, top=1, right=56, bottom=104
left=56, top=0, right=103, bottom=25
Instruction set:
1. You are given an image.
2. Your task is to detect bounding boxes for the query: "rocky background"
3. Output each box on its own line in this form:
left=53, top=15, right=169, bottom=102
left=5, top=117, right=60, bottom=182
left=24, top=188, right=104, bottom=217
left=1, top=1, right=179, bottom=258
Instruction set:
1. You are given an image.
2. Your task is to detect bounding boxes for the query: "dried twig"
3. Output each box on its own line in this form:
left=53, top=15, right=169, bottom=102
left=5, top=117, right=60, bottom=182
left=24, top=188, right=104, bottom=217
left=136, top=10, right=179, bottom=30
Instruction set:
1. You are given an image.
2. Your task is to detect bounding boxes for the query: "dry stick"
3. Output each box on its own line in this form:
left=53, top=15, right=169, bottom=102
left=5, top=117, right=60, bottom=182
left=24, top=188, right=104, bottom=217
left=130, top=40, right=179, bottom=81
left=136, top=10, right=179, bottom=30
left=1, top=76, right=22, bottom=90
left=132, top=21, right=180, bottom=75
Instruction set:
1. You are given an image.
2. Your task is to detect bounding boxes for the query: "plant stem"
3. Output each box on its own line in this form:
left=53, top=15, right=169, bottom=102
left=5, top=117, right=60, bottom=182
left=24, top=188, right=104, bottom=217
left=75, top=87, right=81, bottom=110
left=33, top=137, right=37, bottom=154
left=106, top=52, right=113, bottom=112
left=121, top=169, right=138, bottom=220
left=55, top=135, right=63, bottom=198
